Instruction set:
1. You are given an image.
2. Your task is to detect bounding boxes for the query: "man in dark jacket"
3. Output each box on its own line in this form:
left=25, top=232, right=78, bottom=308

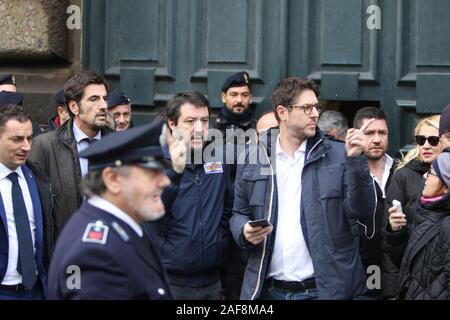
left=351, top=107, right=394, bottom=299
left=230, top=77, right=376, bottom=300
left=215, top=71, right=257, bottom=143
left=0, top=105, right=54, bottom=299
left=146, top=91, right=234, bottom=300
left=28, top=71, right=113, bottom=237
left=47, top=89, right=69, bottom=131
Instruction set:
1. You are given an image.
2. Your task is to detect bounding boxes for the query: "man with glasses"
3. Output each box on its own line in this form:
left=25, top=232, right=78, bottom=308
left=230, top=77, right=377, bottom=300
left=439, top=104, right=450, bottom=149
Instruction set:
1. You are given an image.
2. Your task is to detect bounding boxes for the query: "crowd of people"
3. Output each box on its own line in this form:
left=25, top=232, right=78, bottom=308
left=0, top=70, right=449, bottom=300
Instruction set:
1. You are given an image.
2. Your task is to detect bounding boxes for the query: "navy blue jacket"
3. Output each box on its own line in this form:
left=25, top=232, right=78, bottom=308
left=230, top=128, right=376, bottom=299
left=48, top=201, right=171, bottom=299
left=0, top=163, right=54, bottom=296
left=146, top=144, right=234, bottom=287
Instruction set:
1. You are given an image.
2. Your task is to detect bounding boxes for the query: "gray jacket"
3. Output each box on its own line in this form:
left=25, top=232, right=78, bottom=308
left=230, top=129, right=377, bottom=299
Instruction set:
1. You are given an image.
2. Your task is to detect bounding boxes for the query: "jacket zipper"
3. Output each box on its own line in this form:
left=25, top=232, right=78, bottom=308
left=250, top=139, right=275, bottom=300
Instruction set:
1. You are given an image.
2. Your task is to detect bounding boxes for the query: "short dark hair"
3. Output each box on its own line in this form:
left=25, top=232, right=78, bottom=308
left=271, top=78, right=319, bottom=122
left=0, top=105, right=32, bottom=135
left=353, top=107, right=388, bottom=129
left=64, top=70, right=109, bottom=118
left=166, top=91, right=211, bottom=125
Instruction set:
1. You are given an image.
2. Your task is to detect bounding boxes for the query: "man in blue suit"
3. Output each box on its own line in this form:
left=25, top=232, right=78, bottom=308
left=0, top=104, right=53, bottom=300
left=48, top=121, right=178, bottom=299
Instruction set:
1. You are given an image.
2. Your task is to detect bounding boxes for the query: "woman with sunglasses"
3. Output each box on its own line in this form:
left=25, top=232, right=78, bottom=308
left=382, top=115, right=442, bottom=299
left=384, top=150, right=450, bottom=299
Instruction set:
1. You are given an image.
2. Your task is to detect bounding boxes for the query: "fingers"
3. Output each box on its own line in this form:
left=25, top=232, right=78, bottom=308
left=244, top=223, right=273, bottom=245
left=389, top=212, right=407, bottom=231
left=359, top=118, right=376, bottom=133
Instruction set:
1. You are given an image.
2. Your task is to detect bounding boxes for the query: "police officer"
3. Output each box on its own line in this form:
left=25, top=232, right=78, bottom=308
left=107, top=90, right=133, bottom=131
left=215, top=71, right=257, bottom=143
left=0, top=74, right=17, bottom=92
left=47, top=89, right=69, bottom=131
left=47, top=121, right=179, bottom=299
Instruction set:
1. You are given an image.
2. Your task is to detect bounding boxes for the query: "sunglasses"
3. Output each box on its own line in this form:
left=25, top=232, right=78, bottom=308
left=415, top=135, right=440, bottom=147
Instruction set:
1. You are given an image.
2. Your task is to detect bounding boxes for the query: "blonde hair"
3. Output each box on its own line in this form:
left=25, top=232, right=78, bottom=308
left=396, top=115, right=440, bottom=170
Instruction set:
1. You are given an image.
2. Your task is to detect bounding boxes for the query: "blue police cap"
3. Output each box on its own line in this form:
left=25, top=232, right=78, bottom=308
left=108, top=90, right=131, bottom=109
left=0, top=74, right=15, bottom=86
left=0, top=91, right=23, bottom=106
left=221, top=71, right=251, bottom=93
left=54, top=89, right=65, bottom=105
left=79, top=121, right=169, bottom=171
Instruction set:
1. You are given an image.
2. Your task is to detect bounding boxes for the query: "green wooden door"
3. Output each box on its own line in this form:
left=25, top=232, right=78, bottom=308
left=84, top=0, right=450, bottom=153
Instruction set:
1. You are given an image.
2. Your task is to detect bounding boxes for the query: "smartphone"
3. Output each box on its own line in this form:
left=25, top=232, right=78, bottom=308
left=248, top=219, right=272, bottom=228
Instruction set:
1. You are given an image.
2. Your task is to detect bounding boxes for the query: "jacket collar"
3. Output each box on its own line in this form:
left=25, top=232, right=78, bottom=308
left=258, top=126, right=326, bottom=160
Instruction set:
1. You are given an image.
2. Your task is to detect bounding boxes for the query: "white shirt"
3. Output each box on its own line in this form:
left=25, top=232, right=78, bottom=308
left=0, top=163, right=36, bottom=285
left=88, top=196, right=143, bottom=237
left=72, top=122, right=101, bottom=177
left=268, top=135, right=314, bottom=281
left=371, top=154, right=394, bottom=198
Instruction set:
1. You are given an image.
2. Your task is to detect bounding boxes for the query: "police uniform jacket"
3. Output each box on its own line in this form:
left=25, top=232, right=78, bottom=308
left=48, top=201, right=172, bottom=300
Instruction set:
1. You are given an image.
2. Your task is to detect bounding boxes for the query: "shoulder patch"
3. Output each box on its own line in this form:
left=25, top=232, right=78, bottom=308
left=82, top=220, right=109, bottom=245
left=111, top=221, right=130, bottom=242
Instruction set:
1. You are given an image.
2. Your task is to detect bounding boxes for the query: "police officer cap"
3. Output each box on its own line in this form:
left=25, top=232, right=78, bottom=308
left=79, top=121, right=169, bottom=171
left=0, top=74, right=16, bottom=86
left=108, top=90, right=131, bottom=109
left=221, top=71, right=251, bottom=93
left=0, top=91, right=23, bottom=106
left=54, top=89, right=65, bottom=105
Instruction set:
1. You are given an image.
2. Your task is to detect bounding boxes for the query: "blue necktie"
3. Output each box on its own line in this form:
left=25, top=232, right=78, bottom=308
left=7, top=172, right=37, bottom=290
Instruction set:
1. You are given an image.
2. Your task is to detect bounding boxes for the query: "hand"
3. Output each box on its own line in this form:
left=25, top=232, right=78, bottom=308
left=388, top=206, right=407, bottom=231
left=345, top=118, right=375, bottom=157
left=243, top=222, right=273, bottom=245
left=165, top=126, right=189, bottom=173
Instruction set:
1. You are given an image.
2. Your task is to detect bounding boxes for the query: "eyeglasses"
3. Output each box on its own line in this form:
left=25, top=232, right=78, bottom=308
left=287, top=103, right=322, bottom=116
left=415, top=135, right=440, bottom=147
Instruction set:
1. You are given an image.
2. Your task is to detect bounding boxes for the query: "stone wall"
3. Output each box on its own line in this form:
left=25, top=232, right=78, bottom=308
left=0, top=0, right=82, bottom=128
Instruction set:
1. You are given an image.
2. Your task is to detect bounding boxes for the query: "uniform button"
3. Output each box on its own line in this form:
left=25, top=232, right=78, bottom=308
left=158, top=288, right=165, bottom=295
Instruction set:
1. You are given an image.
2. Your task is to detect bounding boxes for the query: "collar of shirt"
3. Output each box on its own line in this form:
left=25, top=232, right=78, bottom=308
left=72, top=121, right=101, bottom=144
left=0, top=163, right=25, bottom=181
left=88, top=196, right=143, bottom=237
left=371, top=154, right=394, bottom=195
left=275, top=134, right=307, bottom=162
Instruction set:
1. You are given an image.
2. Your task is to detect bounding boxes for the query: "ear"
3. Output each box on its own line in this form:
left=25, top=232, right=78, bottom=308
left=168, top=119, right=176, bottom=133
left=249, top=93, right=253, bottom=104
left=68, top=100, right=79, bottom=116
left=276, top=105, right=288, bottom=122
left=102, top=168, right=122, bottom=195
left=221, top=92, right=227, bottom=104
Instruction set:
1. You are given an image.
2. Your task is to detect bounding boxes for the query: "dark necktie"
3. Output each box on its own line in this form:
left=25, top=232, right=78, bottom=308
left=7, top=172, right=37, bottom=290
left=82, top=137, right=97, bottom=145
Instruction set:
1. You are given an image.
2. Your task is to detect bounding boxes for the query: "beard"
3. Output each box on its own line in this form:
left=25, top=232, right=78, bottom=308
left=366, top=147, right=386, bottom=161
left=124, top=186, right=165, bottom=222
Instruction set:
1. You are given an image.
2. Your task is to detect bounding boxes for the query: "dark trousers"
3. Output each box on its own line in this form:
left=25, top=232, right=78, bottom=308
left=170, top=281, right=222, bottom=300
left=0, top=281, right=44, bottom=300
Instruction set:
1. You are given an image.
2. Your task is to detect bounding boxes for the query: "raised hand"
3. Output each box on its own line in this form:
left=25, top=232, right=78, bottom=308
left=345, top=118, right=375, bottom=157
left=164, top=125, right=189, bottom=173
